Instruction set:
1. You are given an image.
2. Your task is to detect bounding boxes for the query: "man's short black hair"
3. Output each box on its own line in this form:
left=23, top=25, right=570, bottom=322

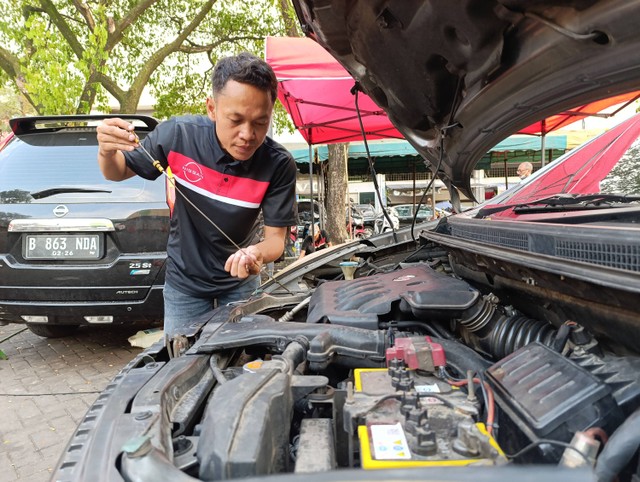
left=212, top=52, right=278, bottom=104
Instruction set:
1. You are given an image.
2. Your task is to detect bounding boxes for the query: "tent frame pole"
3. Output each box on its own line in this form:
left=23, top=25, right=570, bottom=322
left=308, top=137, right=314, bottom=241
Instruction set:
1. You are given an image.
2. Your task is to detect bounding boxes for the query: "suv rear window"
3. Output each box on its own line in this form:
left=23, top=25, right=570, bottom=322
left=0, top=131, right=164, bottom=204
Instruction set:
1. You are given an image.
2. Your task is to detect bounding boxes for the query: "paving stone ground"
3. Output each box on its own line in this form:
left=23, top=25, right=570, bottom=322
left=0, top=324, right=141, bottom=482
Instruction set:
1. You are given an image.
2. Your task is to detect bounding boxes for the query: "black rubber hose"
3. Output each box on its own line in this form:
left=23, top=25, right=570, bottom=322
left=209, top=355, right=227, bottom=385
left=595, top=407, right=640, bottom=482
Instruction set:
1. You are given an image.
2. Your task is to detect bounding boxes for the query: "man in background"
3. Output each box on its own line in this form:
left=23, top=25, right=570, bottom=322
left=298, top=223, right=332, bottom=259
left=517, top=161, right=533, bottom=180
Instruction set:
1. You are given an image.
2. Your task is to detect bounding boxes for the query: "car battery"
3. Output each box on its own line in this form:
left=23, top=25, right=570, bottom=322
left=349, top=367, right=505, bottom=469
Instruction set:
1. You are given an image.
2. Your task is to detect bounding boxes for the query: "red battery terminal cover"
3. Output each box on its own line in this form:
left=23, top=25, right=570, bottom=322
left=385, top=336, right=446, bottom=372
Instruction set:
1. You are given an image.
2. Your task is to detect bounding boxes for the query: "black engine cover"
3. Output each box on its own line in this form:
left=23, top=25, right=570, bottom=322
left=306, top=264, right=479, bottom=329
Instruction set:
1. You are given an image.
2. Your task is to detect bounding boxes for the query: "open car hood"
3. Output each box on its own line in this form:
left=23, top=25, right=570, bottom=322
left=292, top=0, right=640, bottom=201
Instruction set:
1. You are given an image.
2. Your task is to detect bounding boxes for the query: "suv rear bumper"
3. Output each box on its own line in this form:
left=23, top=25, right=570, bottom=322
left=0, top=285, right=164, bottom=325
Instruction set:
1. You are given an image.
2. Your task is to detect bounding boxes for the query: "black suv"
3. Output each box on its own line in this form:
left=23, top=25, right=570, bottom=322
left=0, top=115, right=169, bottom=337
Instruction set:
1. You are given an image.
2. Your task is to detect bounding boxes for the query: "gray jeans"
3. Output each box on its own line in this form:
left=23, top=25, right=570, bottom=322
left=162, top=276, right=260, bottom=339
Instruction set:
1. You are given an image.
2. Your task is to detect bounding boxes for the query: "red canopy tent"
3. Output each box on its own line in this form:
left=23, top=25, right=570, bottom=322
left=265, top=36, right=404, bottom=237
left=518, top=92, right=640, bottom=135
left=516, top=91, right=640, bottom=166
left=265, top=36, right=402, bottom=145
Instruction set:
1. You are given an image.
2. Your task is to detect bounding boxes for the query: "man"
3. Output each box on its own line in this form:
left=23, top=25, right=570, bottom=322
left=298, top=223, right=332, bottom=259
left=517, top=161, right=533, bottom=179
left=97, top=52, right=297, bottom=345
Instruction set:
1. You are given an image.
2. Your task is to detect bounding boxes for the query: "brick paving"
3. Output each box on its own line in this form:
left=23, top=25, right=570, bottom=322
left=0, top=324, right=141, bottom=482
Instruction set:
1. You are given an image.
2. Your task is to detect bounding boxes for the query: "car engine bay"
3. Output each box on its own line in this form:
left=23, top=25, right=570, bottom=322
left=54, top=219, right=640, bottom=482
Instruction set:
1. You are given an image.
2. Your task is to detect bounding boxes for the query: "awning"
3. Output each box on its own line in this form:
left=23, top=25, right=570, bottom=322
left=516, top=91, right=640, bottom=165
left=289, top=135, right=569, bottom=174
left=518, top=92, right=640, bottom=135
left=265, top=36, right=402, bottom=145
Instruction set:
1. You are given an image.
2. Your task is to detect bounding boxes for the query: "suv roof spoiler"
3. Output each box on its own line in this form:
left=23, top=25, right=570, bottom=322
left=10, top=115, right=159, bottom=136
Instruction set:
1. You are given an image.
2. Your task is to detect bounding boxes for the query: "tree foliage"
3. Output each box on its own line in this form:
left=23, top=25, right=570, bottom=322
left=0, top=82, right=36, bottom=133
left=600, top=140, right=640, bottom=195
left=0, top=0, right=292, bottom=124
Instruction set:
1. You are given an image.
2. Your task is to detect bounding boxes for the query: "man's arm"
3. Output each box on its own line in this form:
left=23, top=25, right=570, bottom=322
left=225, top=226, right=287, bottom=279
left=96, top=118, right=140, bottom=181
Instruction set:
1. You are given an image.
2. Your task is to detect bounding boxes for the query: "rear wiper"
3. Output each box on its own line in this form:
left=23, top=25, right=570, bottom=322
left=30, top=187, right=111, bottom=199
left=513, top=194, right=640, bottom=213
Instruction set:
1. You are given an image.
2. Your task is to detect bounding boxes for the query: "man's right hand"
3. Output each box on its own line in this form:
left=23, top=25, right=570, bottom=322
left=97, top=118, right=139, bottom=154
left=97, top=118, right=138, bottom=181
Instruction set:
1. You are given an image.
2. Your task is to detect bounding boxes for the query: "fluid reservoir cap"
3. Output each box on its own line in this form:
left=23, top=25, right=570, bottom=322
left=243, top=359, right=264, bottom=373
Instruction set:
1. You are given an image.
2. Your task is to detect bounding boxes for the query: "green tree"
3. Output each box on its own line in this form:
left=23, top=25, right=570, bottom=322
left=600, top=141, right=640, bottom=195
left=0, top=81, right=37, bottom=135
left=0, top=0, right=287, bottom=119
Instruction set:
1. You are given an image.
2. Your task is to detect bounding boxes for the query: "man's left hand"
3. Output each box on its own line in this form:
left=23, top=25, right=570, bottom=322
left=224, top=245, right=263, bottom=279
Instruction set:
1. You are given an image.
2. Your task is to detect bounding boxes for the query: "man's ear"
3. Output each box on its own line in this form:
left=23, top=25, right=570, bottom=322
left=206, top=97, right=216, bottom=122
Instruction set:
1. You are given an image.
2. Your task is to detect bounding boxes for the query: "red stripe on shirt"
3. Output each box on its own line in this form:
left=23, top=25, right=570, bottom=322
left=168, top=151, right=269, bottom=205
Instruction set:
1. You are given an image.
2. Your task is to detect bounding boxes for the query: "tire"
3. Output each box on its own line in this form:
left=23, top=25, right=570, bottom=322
left=26, top=324, right=80, bottom=338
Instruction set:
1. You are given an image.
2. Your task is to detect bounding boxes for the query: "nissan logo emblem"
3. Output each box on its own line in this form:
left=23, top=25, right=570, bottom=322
left=53, top=205, right=69, bottom=217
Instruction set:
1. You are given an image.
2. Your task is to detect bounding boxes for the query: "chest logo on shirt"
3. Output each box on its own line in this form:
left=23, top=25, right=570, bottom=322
left=182, top=162, right=204, bottom=183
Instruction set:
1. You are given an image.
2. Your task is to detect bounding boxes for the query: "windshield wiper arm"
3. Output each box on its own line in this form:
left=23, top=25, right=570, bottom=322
left=525, top=194, right=640, bottom=206
left=30, top=187, right=112, bottom=199
left=513, top=194, right=640, bottom=213
left=476, top=194, right=640, bottom=218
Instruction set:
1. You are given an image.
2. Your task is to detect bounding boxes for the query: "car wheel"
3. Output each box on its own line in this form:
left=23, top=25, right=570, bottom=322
left=26, top=324, right=80, bottom=338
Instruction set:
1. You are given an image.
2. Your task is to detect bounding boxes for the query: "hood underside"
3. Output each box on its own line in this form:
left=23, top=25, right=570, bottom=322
left=292, top=0, right=640, bottom=200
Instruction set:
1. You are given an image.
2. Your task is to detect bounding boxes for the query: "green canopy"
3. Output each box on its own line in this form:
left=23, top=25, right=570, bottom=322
left=289, top=135, right=568, bottom=175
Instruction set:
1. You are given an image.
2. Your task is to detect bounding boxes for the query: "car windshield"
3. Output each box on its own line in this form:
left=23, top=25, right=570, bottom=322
left=0, top=133, right=164, bottom=204
left=476, top=114, right=640, bottom=217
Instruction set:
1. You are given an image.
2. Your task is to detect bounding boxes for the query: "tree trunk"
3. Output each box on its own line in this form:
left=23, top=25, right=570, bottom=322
left=278, top=0, right=300, bottom=37
left=326, top=143, right=349, bottom=244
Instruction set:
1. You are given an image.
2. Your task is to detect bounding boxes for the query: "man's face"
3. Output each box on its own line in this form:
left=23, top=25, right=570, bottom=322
left=206, top=80, right=273, bottom=161
left=517, top=165, right=531, bottom=179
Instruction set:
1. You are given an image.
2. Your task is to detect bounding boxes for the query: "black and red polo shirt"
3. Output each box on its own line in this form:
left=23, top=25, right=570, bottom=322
left=124, top=115, right=297, bottom=297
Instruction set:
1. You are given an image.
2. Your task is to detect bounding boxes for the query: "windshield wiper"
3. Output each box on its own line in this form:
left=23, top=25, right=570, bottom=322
left=476, top=194, right=640, bottom=218
left=30, top=187, right=112, bottom=199
left=513, top=194, right=640, bottom=214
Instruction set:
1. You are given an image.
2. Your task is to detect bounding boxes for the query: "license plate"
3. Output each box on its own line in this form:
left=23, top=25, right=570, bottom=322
left=23, top=234, right=102, bottom=260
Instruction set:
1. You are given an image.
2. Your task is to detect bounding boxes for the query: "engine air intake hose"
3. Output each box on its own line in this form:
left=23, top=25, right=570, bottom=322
left=487, top=314, right=557, bottom=359
left=458, top=296, right=557, bottom=359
